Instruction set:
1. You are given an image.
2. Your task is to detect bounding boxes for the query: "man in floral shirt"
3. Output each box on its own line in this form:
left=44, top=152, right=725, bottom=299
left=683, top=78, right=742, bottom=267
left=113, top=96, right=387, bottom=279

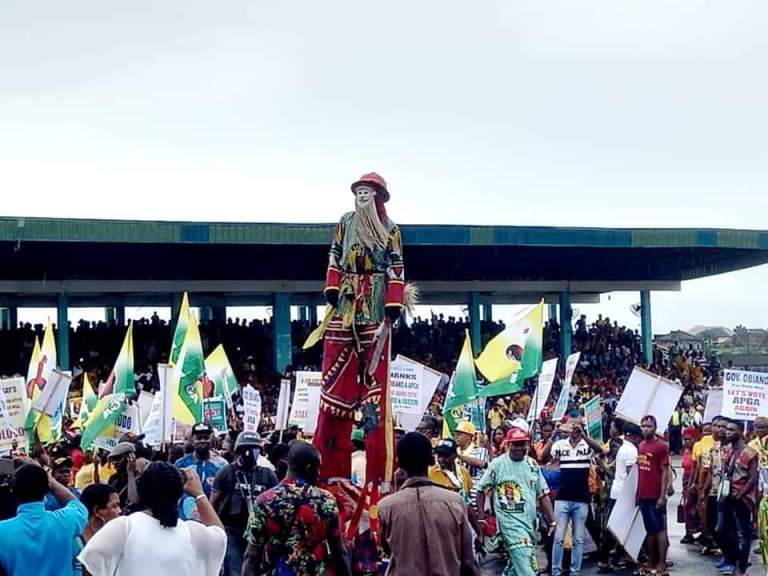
left=243, top=442, right=351, bottom=576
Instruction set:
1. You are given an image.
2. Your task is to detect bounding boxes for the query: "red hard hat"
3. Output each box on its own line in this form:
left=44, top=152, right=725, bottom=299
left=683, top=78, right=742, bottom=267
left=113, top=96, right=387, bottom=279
left=351, top=172, right=390, bottom=203
left=505, top=427, right=530, bottom=443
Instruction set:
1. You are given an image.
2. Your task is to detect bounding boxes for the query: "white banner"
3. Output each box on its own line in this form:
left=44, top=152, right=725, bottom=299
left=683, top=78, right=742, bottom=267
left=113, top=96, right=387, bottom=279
left=390, top=358, right=424, bottom=415
left=615, top=367, right=683, bottom=430
left=607, top=466, right=646, bottom=561
left=703, top=388, right=723, bottom=424
left=527, top=358, right=559, bottom=422
left=242, top=386, right=262, bottom=434
left=142, top=392, right=164, bottom=447
left=288, top=371, right=322, bottom=431
left=723, top=369, right=768, bottom=421
left=93, top=404, right=141, bottom=452
left=275, top=378, right=292, bottom=431
left=0, top=378, right=28, bottom=453
left=33, top=370, right=72, bottom=417
left=393, top=356, right=445, bottom=432
left=552, top=352, right=580, bottom=421
left=138, top=391, right=154, bottom=430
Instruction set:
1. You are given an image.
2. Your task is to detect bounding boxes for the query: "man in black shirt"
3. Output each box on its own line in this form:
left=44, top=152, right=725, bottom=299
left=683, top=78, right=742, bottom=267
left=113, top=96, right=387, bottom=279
left=211, top=431, right=278, bottom=576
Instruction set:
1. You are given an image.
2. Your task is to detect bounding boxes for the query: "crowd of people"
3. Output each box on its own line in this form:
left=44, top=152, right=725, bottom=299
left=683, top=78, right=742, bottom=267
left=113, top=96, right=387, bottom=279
left=0, top=311, right=759, bottom=576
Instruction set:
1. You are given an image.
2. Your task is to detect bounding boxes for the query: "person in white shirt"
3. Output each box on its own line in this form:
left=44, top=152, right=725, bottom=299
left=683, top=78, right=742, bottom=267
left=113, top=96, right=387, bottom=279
left=79, top=463, right=227, bottom=576
left=610, top=422, right=640, bottom=502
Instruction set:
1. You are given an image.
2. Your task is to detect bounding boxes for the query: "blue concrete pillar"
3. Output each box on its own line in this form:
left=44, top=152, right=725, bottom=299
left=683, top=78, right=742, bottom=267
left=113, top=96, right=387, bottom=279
left=272, top=293, right=292, bottom=373
left=0, top=309, right=9, bottom=330
left=199, top=306, right=213, bottom=323
left=468, top=292, right=481, bottom=353
left=548, top=303, right=558, bottom=323
left=212, top=306, right=227, bottom=323
left=298, top=306, right=308, bottom=322
left=170, top=293, right=183, bottom=325
left=116, top=306, right=126, bottom=327
left=308, top=305, right=318, bottom=326
left=482, top=303, right=492, bottom=323
left=641, top=290, right=653, bottom=365
left=105, top=307, right=116, bottom=323
left=559, top=292, right=573, bottom=360
left=57, top=293, right=69, bottom=370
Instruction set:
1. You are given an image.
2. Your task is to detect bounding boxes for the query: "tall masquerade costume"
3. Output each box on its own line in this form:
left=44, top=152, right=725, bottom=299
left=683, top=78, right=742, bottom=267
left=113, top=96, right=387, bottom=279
left=312, top=172, right=405, bottom=485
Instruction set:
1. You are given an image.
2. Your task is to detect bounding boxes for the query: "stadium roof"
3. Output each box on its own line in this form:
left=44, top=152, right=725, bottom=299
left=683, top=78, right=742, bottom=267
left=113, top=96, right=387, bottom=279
left=0, top=216, right=767, bottom=307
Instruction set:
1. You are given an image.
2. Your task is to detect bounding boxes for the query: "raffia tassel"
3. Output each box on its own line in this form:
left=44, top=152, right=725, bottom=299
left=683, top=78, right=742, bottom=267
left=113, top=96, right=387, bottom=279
left=404, top=283, right=420, bottom=316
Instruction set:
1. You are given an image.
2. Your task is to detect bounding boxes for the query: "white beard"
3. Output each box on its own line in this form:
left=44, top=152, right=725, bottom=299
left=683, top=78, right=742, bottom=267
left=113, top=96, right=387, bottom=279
left=353, top=199, right=389, bottom=252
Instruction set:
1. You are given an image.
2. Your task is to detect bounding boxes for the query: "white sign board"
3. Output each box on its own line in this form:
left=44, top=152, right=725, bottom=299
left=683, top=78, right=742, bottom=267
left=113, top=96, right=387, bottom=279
left=142, top=392, right=164, bottom=447
left=607, top=466, right=646, bottom=561
left=703, top=388, right=723, bottom=424
left=275, top=379, right=292, bottom=431
left=722, top=369, right=768, bottom=421
left=0, top=378, right=29, bottom=453
left=527, top=358, right=559, bottom=422
left=393, top=355, right=444, bottom=432
left=93, top=404, right=141, bottom=452
left=138, top=391, right=154, bottom=430
left=288, top=371, right=322, bottom=431
left=33, top=370, right=72, bottom=417
left=552, top=352, right=580, bottom=421
left=390, top=358, right=424, bottom=415
left=615, top=367, right=683, bottom=430
left=242, top=386, right=262, bottom=433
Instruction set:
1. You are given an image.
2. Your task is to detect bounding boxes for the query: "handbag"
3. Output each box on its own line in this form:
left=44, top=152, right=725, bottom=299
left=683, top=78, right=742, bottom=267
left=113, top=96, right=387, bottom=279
left=718, top=451, right=738, bottom=504
left=676, top=503, right=685, bottom=524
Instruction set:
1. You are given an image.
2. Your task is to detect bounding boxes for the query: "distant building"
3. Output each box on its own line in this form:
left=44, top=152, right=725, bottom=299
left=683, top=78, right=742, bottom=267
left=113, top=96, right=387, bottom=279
left=654, top=330, right=704, bottom=351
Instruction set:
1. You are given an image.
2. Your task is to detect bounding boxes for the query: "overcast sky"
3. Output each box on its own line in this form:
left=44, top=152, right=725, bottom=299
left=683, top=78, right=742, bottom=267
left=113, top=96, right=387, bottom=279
left=2, top=1, right=767, bottom=334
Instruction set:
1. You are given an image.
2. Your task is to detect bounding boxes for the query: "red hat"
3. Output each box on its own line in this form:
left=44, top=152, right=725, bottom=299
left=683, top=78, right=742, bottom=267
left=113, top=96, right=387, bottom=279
left=351, top=172, right=390, bottom=203
left=504, top=427, right=530, bottom=443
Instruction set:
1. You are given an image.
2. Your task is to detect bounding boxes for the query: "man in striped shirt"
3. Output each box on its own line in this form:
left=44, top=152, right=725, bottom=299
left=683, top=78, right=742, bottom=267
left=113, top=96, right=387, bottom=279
left=476, top=427, right=555, bottom=576
left=543, top=418, right=605, bottom=576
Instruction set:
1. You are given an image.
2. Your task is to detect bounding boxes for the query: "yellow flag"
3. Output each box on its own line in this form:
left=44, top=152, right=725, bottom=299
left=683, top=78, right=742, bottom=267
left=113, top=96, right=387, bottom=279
left=475, top=301, right=544, bottom=388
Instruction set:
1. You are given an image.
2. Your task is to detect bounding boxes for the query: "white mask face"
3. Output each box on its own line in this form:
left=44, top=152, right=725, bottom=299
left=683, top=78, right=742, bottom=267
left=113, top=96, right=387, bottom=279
left=355, top=185, right=375, bottom=207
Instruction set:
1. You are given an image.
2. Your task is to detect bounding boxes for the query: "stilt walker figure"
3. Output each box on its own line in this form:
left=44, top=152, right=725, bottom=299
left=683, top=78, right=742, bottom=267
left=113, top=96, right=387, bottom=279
left=312, top=172, right=405, bottom=486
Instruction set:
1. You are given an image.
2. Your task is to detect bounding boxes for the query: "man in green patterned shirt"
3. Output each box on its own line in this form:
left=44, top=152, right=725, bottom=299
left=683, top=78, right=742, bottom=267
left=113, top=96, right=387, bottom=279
left=476, top=427, right=555, bottom=576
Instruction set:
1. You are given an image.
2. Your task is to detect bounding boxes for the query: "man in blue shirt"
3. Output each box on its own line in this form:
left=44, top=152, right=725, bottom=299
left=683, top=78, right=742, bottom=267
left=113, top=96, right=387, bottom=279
left=175, top=422, right=227, bottom=520
left=44, top=457, right=81, bottom=511
left=0, top=461, right=88, bottom=576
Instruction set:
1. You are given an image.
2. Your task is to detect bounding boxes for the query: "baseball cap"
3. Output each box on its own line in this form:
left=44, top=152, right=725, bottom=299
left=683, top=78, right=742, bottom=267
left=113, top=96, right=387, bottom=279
left=191, top=423, right=214, bottom=436
left=455, top=421, right=477, bottom=436
left=234, top=432, right=262, bottom=452
left=108, top=442, right=136, bottom=459
left=435, top=438, right=458, bottom=455
left=52, top=456, right=73, bottom=469
left=505, top=428, right=530, bottom=443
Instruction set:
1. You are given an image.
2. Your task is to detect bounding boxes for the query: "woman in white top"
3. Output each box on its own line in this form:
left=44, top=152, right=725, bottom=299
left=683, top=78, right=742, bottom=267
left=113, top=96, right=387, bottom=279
left=79, top=462, right=227, bottom=576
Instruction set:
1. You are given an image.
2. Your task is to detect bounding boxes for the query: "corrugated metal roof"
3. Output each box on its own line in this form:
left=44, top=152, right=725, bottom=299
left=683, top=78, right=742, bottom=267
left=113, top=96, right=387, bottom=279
left=0, top=216, right=766, bottom=250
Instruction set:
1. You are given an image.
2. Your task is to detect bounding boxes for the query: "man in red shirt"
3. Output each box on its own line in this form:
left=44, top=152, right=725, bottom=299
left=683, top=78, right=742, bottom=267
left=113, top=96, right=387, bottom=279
left=637, top=415, right=670, bottom=575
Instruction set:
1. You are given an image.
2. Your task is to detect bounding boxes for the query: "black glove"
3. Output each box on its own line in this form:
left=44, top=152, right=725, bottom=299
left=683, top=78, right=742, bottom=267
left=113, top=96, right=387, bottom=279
left=325, top=289, right=339, bottom=308
left=385, top=306, right=401, bottom=323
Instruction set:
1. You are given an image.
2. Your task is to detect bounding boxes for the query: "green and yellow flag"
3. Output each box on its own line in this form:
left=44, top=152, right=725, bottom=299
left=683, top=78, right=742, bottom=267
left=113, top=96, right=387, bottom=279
left=81, top=393, right=128, bottom=450
left=169, top=292, right=191, bottom=366
left=442, top=331, right=478, bottom=438
left=477, top=301, right=544, bottom=397
left=74, top=373, right=98, bottom=428
left=102, top=323, right=135, bottom=397
left=26, top=324, right=60, bottom=444
left=204, top=344, right=239, bottom=405
left=172, top=313, right=205, bottom=425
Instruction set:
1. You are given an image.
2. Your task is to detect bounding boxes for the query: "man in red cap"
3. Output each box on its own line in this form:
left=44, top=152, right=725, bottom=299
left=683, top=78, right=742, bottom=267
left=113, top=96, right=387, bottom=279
left=311, top=172, right=405, bottom=485
left=476, top=427, right=555, bottom=576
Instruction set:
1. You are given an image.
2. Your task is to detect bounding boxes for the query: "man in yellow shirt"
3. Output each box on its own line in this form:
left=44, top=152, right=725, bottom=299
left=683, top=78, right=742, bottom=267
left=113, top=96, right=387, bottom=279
left=74, top=450, right=116, bottom=490
left=748, top=417, right=768, bottom=465
left=429, top=438, right=474, bottom=496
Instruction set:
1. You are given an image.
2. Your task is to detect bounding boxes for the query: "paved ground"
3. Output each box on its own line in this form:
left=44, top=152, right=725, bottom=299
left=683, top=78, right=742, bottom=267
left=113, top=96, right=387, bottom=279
left=480, top=459, right=763, bottom=575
